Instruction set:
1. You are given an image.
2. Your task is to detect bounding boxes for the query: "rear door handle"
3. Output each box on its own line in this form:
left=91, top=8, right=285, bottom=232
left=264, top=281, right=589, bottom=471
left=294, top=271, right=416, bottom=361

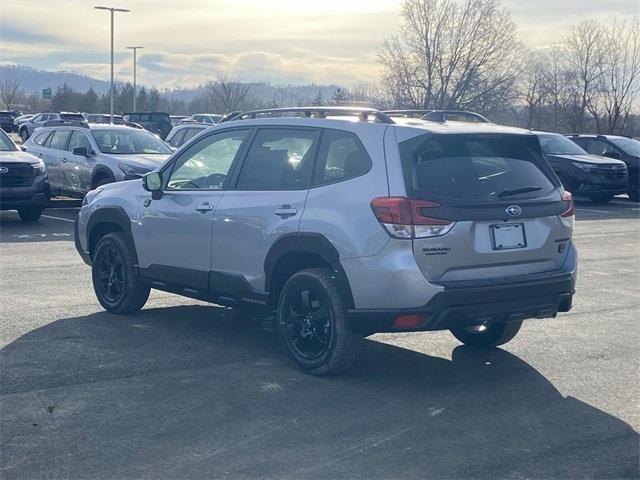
left=61, top=157, right=68, bottom=162
left=275, top=205, right=298, bottom=218
left=195, top=202, right=213, bottom=213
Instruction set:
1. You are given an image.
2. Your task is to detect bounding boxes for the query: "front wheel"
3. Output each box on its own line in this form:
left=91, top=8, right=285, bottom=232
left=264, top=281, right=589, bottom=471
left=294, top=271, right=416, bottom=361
left=18, top=206, right=43, bottom=222
left=92, top=232, right=150, bottom=314
left=450, top=321, right=523, bottom=348
left=278, top=268, right=362, bottom=375
left=587, top=193, right=614, bottom=204
left=628, top=185, right=639, bottom=202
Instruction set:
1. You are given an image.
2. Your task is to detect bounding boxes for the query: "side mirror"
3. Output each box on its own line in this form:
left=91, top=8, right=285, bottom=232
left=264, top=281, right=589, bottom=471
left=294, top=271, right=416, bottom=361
left=73, top=146, right=90, bottom=157
left=604, top=151, right=621, bottom=159
left=20, top=146, right=27, bottom=152
left=142, top=171, right=163, bottom=200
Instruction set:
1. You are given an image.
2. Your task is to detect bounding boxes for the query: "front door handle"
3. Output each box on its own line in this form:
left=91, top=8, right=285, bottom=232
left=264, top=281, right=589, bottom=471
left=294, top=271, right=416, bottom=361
left=275, top=205, right=298, bottom=218
left=195, top=202, right=213, bottom=213
left=61, top=157, right=68, bottom=162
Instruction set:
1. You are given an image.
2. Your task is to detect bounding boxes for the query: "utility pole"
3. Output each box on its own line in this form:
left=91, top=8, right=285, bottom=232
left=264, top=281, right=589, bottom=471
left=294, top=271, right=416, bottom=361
left=126, top=46, right=144, bottom=112
left=94, top=6, right=130, bottom=123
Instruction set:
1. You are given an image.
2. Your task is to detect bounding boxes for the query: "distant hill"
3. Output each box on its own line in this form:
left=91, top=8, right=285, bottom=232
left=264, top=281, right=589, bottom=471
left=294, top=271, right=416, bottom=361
left=0, top=65, right=113, bottom=94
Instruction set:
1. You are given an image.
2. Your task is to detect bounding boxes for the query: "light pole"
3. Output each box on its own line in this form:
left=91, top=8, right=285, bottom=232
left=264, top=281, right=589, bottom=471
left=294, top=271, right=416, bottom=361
left=126, top=46, right=143, bottom=112
left=94, top=5, right=130, bottom=123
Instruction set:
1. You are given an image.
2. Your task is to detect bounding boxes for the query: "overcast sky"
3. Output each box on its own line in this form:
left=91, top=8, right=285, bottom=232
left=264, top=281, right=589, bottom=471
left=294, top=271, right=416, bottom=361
left=1, top=0, right=638, bottom=89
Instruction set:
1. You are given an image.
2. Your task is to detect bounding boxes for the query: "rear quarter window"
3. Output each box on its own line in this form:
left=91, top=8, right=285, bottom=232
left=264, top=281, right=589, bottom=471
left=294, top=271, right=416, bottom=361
left=399, top=133, right=559, bottom=203
left=313, top=129, right=372, bottom=186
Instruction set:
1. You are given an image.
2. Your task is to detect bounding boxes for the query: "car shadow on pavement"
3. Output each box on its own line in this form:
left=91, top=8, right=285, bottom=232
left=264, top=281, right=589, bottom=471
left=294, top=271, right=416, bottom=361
left=1, top=305, right=638, bottom=479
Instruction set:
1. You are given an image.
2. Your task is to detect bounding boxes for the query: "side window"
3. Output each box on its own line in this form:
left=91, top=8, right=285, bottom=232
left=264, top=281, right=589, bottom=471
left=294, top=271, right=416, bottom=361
left=168, top=129, right=186, bottom=147
left=167, top=129, right=249, bottom=190
left=32, top=131, right=51, bottom=146
left=587, top=139, right=618, bottom=156
left=314, top=130, right=372, bottom=186
left=48, top=130, right=71, bottom=150
left=236, top=128, right=319, bottom=190
left=68, top=131, right=92, bottom=153
left=31, top=114, right=43, bottom=123
left=182, top=128, right=202, bottom=143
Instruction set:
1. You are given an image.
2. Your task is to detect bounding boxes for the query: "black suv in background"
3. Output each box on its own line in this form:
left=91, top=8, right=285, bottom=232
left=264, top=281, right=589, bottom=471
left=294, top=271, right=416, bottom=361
left=536, top=132, right=628, bottom=204
left=123, top=112, right=172, bottom=140
left=568, top=134, right=640, bottom=202
left=0, top=129, right=49, bottom=222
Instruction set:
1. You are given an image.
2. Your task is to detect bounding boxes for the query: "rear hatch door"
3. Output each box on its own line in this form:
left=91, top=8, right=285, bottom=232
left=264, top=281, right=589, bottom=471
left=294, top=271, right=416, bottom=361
left=398, top=133, right=573, bottom=284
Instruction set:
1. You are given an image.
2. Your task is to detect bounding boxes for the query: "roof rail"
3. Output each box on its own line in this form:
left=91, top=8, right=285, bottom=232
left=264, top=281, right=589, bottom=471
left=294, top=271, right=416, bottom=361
left=422, top=110, right=490, bottom=123
left=43, top=119, right=89, bottom=128
left=383, top=110, right=432, bottom=118
left=223, top=107, right=395, bottom=124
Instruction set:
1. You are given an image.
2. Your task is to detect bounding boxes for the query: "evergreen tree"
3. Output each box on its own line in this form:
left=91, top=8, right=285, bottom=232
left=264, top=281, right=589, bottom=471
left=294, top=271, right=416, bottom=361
left=331, top=87, right=349, bottom=105
left=312, top=90, right=324, bottom=106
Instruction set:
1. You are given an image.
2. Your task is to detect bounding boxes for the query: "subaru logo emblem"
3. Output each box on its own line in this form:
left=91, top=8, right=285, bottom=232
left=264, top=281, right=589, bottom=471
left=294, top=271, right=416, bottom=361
left=506, top=205, right=522, bottom=217
left=0, top=167, right=8, bottom=174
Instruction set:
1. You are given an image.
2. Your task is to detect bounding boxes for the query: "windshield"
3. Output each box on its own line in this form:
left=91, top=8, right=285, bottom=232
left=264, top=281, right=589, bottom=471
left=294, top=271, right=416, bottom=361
left=91, top=129, right=172, bottom=155
left=610, top=137, right=640, bottom=157
left=0, top=130, right=17, bottom=151
left=399, top=133, right=558, bottom=202
left=538, top=134, right=586, bottom=155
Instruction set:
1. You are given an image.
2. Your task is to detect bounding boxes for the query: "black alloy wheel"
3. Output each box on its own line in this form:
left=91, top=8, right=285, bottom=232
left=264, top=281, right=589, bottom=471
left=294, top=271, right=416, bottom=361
left=95, top=241, right=126, bottom=305
left=278, top=268, right=362, bottom=375
left=281, top=286, right=334, bottom=363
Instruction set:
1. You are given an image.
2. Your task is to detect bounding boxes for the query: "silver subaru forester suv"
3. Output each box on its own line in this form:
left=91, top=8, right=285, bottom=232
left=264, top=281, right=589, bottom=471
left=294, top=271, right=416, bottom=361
left=75, top=107, right=577, bottom=375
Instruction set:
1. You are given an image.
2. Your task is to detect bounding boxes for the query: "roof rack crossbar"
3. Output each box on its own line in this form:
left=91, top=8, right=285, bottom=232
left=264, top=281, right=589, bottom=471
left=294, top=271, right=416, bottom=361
left=224, top=107, right=395, bottom=124
left=421, top=110, right=490, bottom=123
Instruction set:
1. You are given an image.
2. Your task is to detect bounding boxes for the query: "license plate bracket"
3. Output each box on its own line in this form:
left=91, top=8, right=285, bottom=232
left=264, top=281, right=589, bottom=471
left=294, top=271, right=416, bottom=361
left=491, top=223, right=526, bottom=250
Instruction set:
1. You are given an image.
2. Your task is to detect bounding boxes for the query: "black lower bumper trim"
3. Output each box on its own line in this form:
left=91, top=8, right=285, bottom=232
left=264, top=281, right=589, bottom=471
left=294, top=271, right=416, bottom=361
left=347, top=274, right=575, bottom=334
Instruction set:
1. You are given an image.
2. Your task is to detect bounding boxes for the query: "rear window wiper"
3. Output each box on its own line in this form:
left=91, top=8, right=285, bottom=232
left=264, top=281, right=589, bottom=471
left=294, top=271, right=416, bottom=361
left=497, top=186, right=543, bottom=198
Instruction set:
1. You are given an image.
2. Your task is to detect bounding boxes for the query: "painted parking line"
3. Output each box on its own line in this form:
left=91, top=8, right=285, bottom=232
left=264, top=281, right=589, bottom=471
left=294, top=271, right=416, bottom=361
left=41, top=214, right=76, bottom=223
left=576, top=208, right=610, bottom=214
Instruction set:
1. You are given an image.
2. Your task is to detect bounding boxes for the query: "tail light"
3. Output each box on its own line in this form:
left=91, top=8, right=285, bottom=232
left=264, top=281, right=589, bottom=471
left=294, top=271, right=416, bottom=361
left=560, top=191, right=575, bottom=228
left=371, top=197, right=454, bottom=239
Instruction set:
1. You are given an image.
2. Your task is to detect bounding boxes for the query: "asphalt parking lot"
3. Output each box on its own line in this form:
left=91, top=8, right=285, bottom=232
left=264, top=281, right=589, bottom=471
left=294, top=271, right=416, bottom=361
left=1, top=198, right=639, bottom=479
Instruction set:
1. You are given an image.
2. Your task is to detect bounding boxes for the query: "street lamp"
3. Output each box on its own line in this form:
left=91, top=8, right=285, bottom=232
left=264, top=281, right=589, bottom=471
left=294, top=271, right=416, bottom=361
left=94, top=5, right=130, bottom=123
left=126, top=46, right=144, bottom=112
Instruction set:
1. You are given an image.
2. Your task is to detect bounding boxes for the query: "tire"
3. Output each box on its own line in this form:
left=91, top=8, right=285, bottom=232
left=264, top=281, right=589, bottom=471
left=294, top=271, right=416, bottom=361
left=20, top=128, right=29, bottom=143
left=17, top=206, right=43, bottom=222
left=277, top=268, right=362, bottom=375
left=450, top=321, right=523, bottom=348
left=95, top=176, right=114, bottom=188
left=587, top=193, right=614, bottom=204
left=91, top=232, right=150, bottom=314
left=628, top=185, right=639, bottom=202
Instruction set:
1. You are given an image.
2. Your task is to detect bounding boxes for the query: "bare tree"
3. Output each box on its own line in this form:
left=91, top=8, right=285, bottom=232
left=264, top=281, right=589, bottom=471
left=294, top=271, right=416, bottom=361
left=379, top=0, right=524, bottom=110
left=0, top=78, right=21, bottom=110
left=521, top=52, right=549, bottom=129
left=564, top=20, right=607, bottom=131
left=597, top=17, right=640, bottom=134
left=207, top=70, right=252, bottom=112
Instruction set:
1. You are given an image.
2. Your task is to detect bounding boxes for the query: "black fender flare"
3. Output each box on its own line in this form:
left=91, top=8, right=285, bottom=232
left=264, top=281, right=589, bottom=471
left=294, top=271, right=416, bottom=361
left=264, top=232, right=354, bottom=308
left=86, top=206, right=138, bottom=265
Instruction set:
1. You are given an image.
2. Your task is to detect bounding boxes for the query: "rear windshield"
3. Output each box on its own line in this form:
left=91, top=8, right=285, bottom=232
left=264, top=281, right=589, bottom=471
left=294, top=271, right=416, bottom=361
left=399, top=133, right=558, bottom=203
left=91, top=129, right=172, bottom=155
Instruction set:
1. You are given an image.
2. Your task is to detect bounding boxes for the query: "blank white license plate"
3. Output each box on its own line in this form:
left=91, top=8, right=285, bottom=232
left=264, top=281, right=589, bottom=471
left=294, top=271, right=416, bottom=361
left=491, top=223, right=526, bottom=250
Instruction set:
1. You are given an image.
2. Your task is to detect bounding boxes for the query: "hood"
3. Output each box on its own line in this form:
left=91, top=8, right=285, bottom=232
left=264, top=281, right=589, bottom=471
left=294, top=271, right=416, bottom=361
left=0, top=150, right=41, bottom=164
left=101, top=153, right=170, bottom=170
left=545, top=153, right=627, bottom=166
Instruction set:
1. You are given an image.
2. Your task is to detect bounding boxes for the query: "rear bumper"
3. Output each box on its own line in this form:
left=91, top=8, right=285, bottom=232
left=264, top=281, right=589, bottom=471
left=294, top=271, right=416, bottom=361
left=348, top=258, right=577, bottom=334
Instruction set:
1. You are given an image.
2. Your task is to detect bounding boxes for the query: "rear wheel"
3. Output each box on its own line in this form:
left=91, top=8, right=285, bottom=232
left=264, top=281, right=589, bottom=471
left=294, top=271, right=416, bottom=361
left=17, top=206, right=43, bottom=222
left=278, top=268, right=362, bottom=375
left=450, top=321, right=523, bottom=348
left=587, top=193, right=614, bottom=204
left=92, top=232, right=150, bottom=314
